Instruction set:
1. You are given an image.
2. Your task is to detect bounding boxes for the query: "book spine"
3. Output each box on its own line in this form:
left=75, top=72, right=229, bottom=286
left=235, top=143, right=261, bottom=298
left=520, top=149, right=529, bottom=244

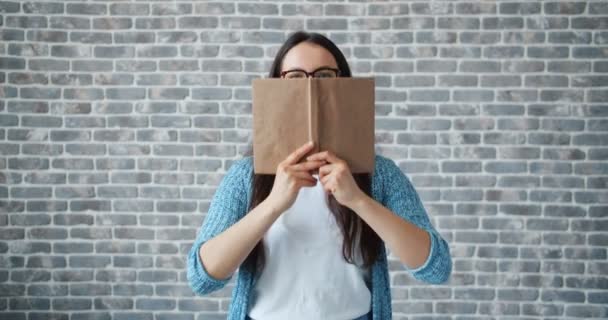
left=308, top=77, right=319, bottom=153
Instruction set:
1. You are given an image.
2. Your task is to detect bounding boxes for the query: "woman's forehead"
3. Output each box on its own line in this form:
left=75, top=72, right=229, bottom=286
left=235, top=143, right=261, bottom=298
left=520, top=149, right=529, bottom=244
left=281, top=42, right=338, bottom=71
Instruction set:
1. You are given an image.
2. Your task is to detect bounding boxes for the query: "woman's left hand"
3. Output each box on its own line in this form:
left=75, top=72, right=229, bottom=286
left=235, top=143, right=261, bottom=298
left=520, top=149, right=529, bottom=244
left=306, top=150, right=366, bottom=208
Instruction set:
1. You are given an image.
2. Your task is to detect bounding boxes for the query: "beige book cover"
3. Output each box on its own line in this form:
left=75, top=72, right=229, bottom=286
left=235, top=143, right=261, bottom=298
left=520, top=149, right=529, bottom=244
left=252, top=77, right=375, bottom=174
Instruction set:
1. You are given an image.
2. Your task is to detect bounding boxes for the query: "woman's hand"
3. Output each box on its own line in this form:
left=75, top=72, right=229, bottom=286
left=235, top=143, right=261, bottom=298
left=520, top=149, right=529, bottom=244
left=265, top=141, right=326, bottom=214
left=306, top=150, right=366, bottom=209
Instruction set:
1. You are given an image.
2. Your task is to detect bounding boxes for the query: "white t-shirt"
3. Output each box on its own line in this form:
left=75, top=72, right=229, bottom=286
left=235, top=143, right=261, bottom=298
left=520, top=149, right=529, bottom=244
left=247, top=174, right=371, bottom=320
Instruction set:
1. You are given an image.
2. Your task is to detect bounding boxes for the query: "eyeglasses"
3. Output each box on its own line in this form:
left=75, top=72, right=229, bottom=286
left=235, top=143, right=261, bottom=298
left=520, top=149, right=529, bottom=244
left=280, top=67, right=341, bottom=79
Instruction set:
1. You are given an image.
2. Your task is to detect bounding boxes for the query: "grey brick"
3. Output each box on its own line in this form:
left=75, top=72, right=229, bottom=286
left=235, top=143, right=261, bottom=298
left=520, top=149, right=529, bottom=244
left=572, top=17, right=608, bottom=29
left=23, top=2, right=64, bottom=14
left=307, top=18, right=347, bottom=30
left=0, top=29, right=24, bottom=41
left=438, top=17, right=479, bottom=29
left=51, top=17, right=90, bottom=29
left=8, top=297, right=50, bottom=310
left=95, top=245, right=135, bottom=255
left=55, top=81, right=94, bottom=94
left=528, top=46, right=569, bottom=58
left=113, top=285, right=153, bottom=297
left=27, top=30, right=67, bottom=42
left=566, top=276, right=608, bottom=289
left=115, top=32, right=155, bottom=44
left=322, top=4, right=362, bottom=16
left=178, top=299, right=218, bottom=312
left=70, top=32, right=112, bottom=44
left=479, top=302, right=519, bottom=315
left=395, top=46, right=437, bottom=58
left=63, top=89, right=103, bottom=101
left=417, top=60, right=456, bottom=72
left=159, top=60, right=199, bottom=72
left=544, top=233, right=586, bottom=246
left=545, top=2, right=587, bottom=15
left=565, top=305, right=608, bottom=317
left=135, top=17, right=176, bottom=29
left=92, top=298, right=132, bottom=311
left=93, top=18, right=132, bottom=30
left=237, top=3, right=277, bottom=15
left=542, top=289, right=585, bottom=302
left=440, top=46, right=481, bottom=58
left=110, top=3, right=149, bottom=15
left=394, top=17, right=434, bottom=29
left=500, top=2, right=541, bottom=14
left=351, top=18, right=390, bottom=30
left=280, top=3, right=321, bottom=16
left=436, top=302, right=476, bottom=314
left=26, top=284, right=67, bottom=297
left=70, top=283, right=111, bottom=296
left=72, top=60, right=113, bottom=72
left=66, top=3, right=106, bottom=15
left=52, top=298, right=92, bottom=310
left=460, top=60, right=500, bottom=73
left=138, top=271, right=177, bottom=283
left=416, top=31, right=457, bottom=44
left=528, top=133, right=572, bottom=146
left=409, top=90, right=450, bottom=102
left=483, top=17, right=523, bottom=29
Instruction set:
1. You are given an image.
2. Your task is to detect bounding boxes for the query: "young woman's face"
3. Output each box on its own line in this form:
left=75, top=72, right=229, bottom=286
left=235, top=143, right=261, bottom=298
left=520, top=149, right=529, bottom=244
left=281, top=42, right=339, bottom=76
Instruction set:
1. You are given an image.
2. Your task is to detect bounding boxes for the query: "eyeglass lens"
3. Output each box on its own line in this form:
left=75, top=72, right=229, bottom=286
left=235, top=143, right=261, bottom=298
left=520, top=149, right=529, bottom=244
left=283, top=69, right=338, bottom=78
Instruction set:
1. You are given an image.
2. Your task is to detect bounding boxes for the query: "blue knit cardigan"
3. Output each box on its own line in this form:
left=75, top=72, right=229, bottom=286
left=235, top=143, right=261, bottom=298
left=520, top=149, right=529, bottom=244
left=187, top=154, right=452, bottom=319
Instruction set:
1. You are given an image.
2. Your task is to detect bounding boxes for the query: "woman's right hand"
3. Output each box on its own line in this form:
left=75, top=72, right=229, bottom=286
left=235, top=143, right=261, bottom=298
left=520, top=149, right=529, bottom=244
left=265, top=141, right=326, bottom=214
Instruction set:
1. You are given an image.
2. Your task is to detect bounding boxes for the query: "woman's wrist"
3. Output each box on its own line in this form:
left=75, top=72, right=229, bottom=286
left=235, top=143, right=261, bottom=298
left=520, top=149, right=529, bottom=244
left=259, top=198, right=284, bottom=220
left=345, top=191, right=371, bottom=212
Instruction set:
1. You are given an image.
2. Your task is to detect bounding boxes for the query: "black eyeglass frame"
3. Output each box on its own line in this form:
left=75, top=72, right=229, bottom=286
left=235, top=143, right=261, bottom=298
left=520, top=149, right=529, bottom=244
left=280, top=67, right=341, bottom=79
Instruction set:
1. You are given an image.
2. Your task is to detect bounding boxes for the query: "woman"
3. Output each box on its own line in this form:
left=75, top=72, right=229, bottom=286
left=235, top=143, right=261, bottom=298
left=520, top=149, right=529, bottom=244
left=187, top=31, right=452, bottom=320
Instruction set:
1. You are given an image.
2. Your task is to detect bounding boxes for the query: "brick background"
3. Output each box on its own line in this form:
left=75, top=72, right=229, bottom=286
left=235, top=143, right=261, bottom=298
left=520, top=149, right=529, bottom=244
left=1, top=0, right=608, bottom=319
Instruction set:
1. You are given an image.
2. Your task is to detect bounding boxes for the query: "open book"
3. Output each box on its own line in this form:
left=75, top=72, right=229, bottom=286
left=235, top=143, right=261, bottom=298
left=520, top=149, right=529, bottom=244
left=252, top=77, right=375, bottom=174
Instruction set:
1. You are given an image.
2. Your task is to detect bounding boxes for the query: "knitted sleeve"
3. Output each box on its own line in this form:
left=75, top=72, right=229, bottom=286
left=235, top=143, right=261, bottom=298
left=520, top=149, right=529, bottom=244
left=187, top=158, right=251, bottom=295
left=379, top=156, right=452, bottom=284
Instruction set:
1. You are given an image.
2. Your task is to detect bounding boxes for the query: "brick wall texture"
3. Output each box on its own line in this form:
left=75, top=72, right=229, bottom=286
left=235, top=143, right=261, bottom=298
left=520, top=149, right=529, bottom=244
left=1, top=0, right=607, bottom=319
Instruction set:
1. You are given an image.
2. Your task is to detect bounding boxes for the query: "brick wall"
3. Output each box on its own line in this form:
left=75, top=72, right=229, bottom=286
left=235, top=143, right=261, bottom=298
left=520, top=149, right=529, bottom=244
left=1, top=1, right=607, bottom=319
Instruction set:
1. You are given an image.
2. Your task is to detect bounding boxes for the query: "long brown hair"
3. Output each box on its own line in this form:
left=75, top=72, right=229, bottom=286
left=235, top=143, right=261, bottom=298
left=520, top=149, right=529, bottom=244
left=242, top=31, right=382, bottom=277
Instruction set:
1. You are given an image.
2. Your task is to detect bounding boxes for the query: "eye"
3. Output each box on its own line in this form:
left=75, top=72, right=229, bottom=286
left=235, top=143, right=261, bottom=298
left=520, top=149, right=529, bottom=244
left=316, top=72, right=334, bottom=78
left=313, top=69, right=338, bottom=78
left=283, top=70, right=306, bottom=78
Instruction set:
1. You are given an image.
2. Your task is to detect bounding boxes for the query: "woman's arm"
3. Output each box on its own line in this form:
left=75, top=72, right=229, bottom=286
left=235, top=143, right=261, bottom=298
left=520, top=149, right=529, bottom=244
left=348, top=157, right=452, bottom=284
left=199, top=198, right=280, bottom=280
left=187, top=158, right=281, bottom=295
left=349, top=195, right=433, bottom=270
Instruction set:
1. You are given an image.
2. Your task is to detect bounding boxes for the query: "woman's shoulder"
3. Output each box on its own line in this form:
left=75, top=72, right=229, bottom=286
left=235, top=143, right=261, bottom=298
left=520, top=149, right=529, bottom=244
left=372, top=153, right=401, bottom=180
left=232, top=156, right=253, bottom=169
left=226, top=156, right=254, bottom=188
left=227, top=156, right=254, bottom=176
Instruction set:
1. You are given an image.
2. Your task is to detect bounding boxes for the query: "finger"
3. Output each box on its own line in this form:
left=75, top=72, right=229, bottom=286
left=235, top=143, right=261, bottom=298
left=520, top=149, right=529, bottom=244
left=320, top=174, right=331, bottom=186
left=306, top=151, right=325, bottom=161
left=319, top=163, right=335, bottom=177
left=289, top=160, right=326, bottom=172
left=307, top=150, right=342, bottom=164
left=284, top=141, right=315, bottom=165
left=323, top=180, right=335, bottom=194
